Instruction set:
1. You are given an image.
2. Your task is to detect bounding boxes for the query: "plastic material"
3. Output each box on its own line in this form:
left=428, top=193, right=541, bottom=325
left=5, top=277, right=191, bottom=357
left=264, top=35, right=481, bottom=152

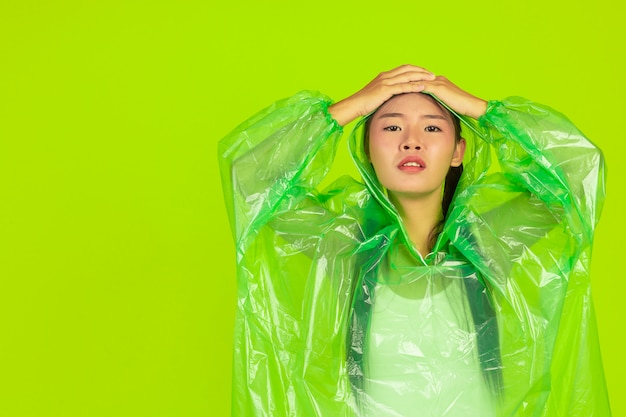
left=218, top=91, right=610, bottom=416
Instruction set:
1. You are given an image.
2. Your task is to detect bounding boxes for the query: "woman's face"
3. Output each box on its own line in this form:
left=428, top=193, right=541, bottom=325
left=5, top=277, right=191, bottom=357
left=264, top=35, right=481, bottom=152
left=368, top=93, right=465, bottom=200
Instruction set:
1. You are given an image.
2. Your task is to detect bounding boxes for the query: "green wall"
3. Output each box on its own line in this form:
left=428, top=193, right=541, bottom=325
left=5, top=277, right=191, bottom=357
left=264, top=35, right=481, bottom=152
left=1, top=1, right=623, bottom=415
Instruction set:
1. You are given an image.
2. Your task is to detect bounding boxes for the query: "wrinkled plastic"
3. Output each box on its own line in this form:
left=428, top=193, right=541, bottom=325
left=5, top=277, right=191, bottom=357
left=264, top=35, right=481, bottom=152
left=218, top=91, right=611, bottom=416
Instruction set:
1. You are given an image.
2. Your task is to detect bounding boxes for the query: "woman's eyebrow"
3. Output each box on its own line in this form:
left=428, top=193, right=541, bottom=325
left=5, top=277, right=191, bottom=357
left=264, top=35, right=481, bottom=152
left=422, top=114, right=448, bottom=120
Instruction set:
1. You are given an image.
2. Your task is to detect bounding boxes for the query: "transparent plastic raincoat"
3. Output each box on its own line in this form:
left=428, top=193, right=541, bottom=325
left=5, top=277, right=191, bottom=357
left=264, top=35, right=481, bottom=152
left=218, top=91, right=610, bottom=416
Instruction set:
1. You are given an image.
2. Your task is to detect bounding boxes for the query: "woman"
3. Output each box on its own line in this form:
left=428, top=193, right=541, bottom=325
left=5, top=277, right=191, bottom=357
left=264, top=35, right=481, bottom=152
left=218, top=65, right=610, bottom=416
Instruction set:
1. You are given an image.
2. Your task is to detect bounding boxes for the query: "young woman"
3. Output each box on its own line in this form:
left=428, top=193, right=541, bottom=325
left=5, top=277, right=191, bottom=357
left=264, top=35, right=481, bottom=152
left=218, top=65, right=610, bottom=416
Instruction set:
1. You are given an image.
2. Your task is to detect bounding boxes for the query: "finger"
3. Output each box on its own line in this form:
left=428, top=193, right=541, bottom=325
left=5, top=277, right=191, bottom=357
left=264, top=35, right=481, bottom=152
left=386, top=64, right=431, bottom=75
left=380, top=65, right=434, bottom=81
left=418, top=78, right=450, bottom=93
left=383, top=81, right=427, bottom=97
left=384, top=70, right=436, bottom=86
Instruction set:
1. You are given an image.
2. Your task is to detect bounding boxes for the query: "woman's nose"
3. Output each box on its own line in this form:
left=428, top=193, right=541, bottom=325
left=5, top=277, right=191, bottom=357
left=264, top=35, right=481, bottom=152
left=401, top=133, right=422, bottom=150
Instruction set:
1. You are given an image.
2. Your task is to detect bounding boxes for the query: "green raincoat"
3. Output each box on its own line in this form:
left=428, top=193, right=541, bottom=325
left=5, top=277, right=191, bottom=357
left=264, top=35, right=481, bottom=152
left=218, top=91, right=610, bottom=416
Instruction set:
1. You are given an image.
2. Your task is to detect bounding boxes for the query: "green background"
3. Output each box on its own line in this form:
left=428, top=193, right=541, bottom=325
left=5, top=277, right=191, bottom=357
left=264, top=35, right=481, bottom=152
left=1, top=0, right=623, bottom=415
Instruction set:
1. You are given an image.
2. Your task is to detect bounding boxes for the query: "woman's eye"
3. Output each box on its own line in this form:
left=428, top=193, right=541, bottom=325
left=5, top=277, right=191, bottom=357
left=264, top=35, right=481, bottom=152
left=383, top=125, right=401, bottom=132
left=425, top=126, right=442, bottom=132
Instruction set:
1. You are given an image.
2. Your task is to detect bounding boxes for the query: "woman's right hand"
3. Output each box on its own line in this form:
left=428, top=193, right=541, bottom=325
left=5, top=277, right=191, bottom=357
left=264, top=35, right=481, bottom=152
left=328, top=65, right=436, bottom=126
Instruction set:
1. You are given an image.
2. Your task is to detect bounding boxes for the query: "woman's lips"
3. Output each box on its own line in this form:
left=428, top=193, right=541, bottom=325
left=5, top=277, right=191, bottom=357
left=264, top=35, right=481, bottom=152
left=398, top=156, right=426, bottom=172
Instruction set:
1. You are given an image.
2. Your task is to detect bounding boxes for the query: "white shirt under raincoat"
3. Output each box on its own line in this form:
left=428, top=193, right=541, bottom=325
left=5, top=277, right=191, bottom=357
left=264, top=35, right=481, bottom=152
left=218, top=91, right=611, bottom=416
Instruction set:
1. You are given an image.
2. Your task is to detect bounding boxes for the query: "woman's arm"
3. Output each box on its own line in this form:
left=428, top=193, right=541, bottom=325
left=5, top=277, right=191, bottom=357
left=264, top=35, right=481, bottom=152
left=447, top=95, right=606, bottom=297
left=479, top=97, right=605, bottom=239
left=218, top=91, right=343, bottom=247
left=420, top=73, right=605, bottom=243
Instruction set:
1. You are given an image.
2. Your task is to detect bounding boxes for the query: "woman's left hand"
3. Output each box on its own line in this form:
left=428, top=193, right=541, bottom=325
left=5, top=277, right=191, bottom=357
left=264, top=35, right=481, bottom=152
left=420, top=76, right=488, bottom=119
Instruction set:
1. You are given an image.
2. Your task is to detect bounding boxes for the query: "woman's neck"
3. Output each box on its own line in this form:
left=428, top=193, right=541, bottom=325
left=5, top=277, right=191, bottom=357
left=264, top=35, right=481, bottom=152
left=390, top=190, right=443, bottom=257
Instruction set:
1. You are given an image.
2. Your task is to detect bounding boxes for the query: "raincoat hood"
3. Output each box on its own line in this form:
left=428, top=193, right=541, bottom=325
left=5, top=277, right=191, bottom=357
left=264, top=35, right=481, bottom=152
left=347, top=93, right=492, bottom=260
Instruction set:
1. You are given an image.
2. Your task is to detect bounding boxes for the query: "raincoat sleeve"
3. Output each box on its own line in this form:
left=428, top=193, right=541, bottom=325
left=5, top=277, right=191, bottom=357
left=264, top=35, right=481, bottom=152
left=452, top=96, right=605, bottom=288
left=218, top=91, right=343, bottom=249
left=481, top=97, right=604, bottom=235
left=450, top=97, right=610, bottom=416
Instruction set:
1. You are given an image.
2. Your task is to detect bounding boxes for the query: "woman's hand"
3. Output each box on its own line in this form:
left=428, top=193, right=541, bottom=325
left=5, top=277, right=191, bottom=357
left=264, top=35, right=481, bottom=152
left=420, top=75, right=488, bottom=119
left=328, top=65, right=487, bottom=126
left=328, top=65, right=435, bottom=126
